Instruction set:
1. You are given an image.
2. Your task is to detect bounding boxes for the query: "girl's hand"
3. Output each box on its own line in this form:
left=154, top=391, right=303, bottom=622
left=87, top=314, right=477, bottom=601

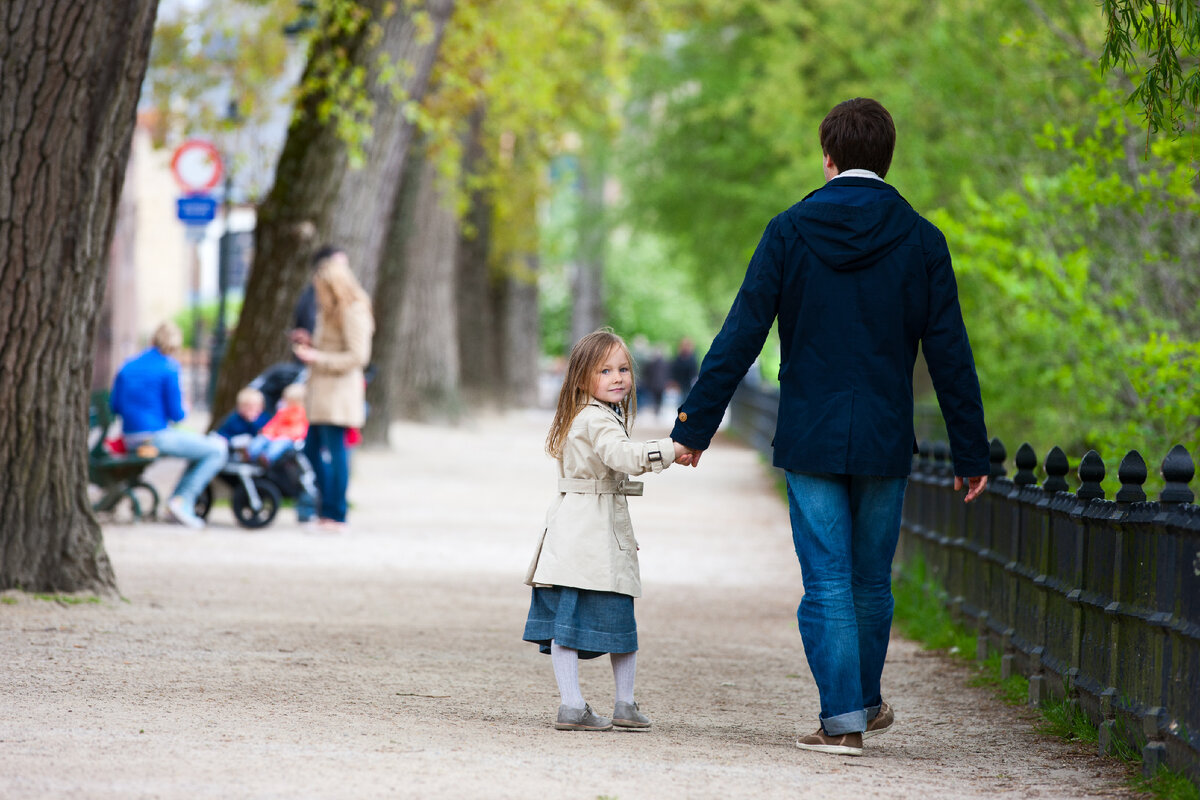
left=293, top=343, right=317, bottom=364
left=673, top=441, right=701, bottom=467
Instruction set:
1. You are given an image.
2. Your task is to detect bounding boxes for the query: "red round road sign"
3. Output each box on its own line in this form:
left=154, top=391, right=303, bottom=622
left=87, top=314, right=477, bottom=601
left=170, top=139, right=224, bottom=193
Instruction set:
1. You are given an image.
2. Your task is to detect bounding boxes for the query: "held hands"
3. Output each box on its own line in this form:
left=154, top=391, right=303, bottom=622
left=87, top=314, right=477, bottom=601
left=955, top=475, right=988, bottom=503
left=673, top=441, right=703, bottom=468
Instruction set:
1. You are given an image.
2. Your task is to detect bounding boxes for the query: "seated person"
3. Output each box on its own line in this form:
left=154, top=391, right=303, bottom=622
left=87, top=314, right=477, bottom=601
left=214, top=387, right=270, bottom=459
left=111, top=321, right=227, bottom=530
left=248, top=383, right=310, bottom=465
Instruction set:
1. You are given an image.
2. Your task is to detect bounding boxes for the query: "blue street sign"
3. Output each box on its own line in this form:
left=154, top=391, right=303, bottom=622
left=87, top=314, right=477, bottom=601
left=176, top=194, right=217, bottom=224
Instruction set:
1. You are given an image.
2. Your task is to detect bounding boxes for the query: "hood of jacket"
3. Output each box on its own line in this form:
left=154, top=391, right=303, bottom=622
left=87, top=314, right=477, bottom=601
left=783, top=176, right=921, bottom=272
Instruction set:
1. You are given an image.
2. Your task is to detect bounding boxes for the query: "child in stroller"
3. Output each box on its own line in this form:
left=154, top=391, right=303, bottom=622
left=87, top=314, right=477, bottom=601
left=201, top=380, right=317, bottom=529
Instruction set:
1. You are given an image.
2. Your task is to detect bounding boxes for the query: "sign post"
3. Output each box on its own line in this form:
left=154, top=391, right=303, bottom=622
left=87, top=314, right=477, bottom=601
left=171, top=140, right=225, bottom=410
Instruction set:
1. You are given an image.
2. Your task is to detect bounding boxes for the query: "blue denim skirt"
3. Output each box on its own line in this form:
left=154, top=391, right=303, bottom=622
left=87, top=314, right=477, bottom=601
left=522, top=586, right=637, bottom=659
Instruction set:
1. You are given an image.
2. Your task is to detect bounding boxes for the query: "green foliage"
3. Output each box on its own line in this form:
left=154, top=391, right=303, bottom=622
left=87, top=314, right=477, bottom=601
left=1101, top=0, right=1200, bottom=138
left=172, top=297, right=245, bottom=350
left=619, top=0, right=1103, bottom=306
left=931, top=87, right=1200, bottom=492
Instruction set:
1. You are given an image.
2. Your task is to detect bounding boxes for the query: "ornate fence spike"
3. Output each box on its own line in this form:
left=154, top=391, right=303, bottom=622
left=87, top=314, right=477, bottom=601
left=989, top=437, right=1007, bottom=480
left=1115, top=451, right=1147, bottom=504
left=1014, top=442, right=1038, bottom=487
left=1077, top=450, right=1106, bottom=501
left=1043, top=446, right=1070, bottom=494
left=1159, top=444, right=1196, bottom=505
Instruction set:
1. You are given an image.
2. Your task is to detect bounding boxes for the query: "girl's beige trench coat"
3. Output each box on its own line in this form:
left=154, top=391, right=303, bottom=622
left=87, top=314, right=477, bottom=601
left=525, top=401, right=677, bottom=598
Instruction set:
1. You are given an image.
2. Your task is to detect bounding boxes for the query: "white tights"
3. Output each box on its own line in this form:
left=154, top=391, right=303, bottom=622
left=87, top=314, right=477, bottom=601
left=550, top=641, right=637, bottom=709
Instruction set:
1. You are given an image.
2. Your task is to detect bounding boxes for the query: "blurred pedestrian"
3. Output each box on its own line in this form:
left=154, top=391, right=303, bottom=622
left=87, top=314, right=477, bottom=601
left=292, top=245, right=374, bottom=533
left=110, top=321, right=227, bottom=529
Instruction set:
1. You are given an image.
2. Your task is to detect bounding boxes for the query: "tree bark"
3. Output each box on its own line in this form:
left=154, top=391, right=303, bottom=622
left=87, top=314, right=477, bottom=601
left=570, top=147, right=608, bottom=345
left=362, top=140, right=424, bottom=446
left=212, top=0, right=453, bottom=419
left=388, top=149, right=461, bottom=423
left=0, top=0, right=158, bottom=593
left=328, top=0, right=455, bottom=296
left=455, top=104, right=503, bottom=409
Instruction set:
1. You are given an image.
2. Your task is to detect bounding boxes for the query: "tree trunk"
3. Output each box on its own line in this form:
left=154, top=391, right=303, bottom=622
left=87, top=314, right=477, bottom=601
left=362, top=140, right=425, bottom=446
left=455, top=105, right=503, bottom=409
left=388, top=151, right=462, bottom=423
left=500, top=255, right=541, bottom=408
left=212, top=0, right=453, bottom=420
left=327, top=0, right=455, bottom=296
left=0, top=0, right=158, bottom=593
left=570, top=147, right=608, bottom=345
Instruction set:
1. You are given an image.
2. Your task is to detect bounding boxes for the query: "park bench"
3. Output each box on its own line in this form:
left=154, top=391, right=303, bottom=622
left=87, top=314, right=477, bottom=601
left=87, top=390, right=159, bottom=520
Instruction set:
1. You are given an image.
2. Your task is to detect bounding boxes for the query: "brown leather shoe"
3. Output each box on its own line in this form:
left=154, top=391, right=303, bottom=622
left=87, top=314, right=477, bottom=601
left=864, top=700, right=894, bottom=739
left=795, top=728, right=863, bottom=755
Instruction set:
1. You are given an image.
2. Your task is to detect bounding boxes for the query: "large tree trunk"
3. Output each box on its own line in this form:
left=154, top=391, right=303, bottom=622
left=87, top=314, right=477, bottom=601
left=388, top=150, right=461, bottom=423
left=455, top=105, right=503, bottom=409
left=362, top=140, right=424, bottom=446
left=327, top=0, right=454, bottom=295
left=0, top=0, right=158, bottom=593
left=212, top=0, right=453, bottom=419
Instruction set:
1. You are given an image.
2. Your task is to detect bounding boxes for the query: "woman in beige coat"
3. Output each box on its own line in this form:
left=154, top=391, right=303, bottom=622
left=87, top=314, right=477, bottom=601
left=293, top=245, right=373, bottom=533
left=523, top=330, right=692, bottom=732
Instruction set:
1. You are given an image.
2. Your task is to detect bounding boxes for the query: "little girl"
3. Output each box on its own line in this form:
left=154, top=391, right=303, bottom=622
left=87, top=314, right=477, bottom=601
left=523, top=329, right=692, bottom=731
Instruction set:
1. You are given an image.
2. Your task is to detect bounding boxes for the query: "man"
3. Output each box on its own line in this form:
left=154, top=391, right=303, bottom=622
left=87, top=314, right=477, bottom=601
left=671, top=98, right=989, bottom=756
left=111, top=322, right=227, bottom=529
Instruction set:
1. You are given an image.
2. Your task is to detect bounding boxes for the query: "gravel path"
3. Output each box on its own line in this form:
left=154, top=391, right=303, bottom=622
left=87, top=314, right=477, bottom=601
left=0, top=411, right=1136, bottom=799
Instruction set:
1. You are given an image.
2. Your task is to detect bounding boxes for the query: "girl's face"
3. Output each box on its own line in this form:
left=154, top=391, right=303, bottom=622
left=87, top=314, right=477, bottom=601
left=588, top=344, right=632, bottom=404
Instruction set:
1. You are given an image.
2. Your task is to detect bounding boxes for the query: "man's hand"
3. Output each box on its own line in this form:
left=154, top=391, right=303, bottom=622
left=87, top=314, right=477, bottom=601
left=672, top=442, right=703, bottom=467
left=955, top=475, right=989, bottom=503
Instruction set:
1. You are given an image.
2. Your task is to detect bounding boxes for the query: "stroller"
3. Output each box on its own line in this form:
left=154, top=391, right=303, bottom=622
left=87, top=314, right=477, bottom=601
left=193, top=441, right=317, bottom=529
left=193, top=362, right=318, bottom=529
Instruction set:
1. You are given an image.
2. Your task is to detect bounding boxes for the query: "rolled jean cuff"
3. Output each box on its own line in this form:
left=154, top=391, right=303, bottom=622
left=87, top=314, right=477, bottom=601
left=821, top=708, right=867, bottom=736
left=865, top=701, right=882, bottom=721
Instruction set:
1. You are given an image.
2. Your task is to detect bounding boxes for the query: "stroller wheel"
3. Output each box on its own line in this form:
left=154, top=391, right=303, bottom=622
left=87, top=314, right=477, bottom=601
left=232, top=477, right=282, bottom=529
left=194, top=485, right=214, bottom=520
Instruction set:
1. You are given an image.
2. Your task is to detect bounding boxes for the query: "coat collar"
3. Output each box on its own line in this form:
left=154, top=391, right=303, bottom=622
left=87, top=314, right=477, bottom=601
left=585, top=399, right=628, bottom=432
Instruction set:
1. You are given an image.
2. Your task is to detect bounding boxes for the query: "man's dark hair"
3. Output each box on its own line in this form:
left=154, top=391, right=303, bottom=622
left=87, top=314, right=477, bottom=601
left=818, top=98, right=896, bottom=178
left=311, top=243, right=345, bottom=266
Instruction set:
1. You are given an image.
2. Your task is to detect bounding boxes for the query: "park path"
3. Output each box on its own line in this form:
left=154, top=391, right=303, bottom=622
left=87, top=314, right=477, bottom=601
left=0, top=411, right=1135, bottom=799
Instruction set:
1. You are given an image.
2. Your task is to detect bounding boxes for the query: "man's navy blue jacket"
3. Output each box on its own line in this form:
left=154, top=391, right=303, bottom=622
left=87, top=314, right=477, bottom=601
left=670, top=176, right=989, bottom=478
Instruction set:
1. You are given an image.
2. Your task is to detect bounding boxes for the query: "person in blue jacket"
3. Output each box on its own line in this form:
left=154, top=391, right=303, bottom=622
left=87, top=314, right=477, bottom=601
left=671, top=98, right=990, bottom=756
left=110, top=321, right=227, bottom=529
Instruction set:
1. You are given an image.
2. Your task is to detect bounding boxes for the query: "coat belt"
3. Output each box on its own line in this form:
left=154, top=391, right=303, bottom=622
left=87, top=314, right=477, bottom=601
left=558, top=478, right=644, bottom=496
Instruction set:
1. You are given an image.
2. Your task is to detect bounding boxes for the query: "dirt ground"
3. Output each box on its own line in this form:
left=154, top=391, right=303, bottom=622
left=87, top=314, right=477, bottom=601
left=0, top=411, right=1137, bottom=799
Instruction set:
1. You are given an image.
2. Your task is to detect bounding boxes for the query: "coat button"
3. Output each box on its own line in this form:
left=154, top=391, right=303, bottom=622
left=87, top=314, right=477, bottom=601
left=678, top=411, right=688, bottom=422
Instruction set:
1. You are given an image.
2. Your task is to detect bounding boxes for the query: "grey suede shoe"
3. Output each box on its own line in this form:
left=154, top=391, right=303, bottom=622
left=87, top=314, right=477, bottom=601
left=612, top=700, right=652, bottom=729
left=555, top=704, right=613, bottom=731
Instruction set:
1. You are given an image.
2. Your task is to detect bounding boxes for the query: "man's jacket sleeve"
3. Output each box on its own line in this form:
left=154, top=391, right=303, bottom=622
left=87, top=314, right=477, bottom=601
left=921, top=228, right=989, bottom=477
left=670, top=219, right=783, bottom=451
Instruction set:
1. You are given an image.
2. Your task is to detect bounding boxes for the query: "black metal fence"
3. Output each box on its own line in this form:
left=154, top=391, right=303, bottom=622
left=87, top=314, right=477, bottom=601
left=729, top=382, right=1200, bottom=782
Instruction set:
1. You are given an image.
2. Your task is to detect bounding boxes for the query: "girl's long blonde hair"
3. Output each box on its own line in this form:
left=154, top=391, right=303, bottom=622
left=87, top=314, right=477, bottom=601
left=546, top=329, right=637, bottom=458
left=314, top=247, right=373, bottom=333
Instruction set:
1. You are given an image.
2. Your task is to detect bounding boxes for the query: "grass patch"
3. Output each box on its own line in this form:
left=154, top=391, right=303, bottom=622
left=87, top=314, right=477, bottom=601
left=32, top=593, right=102, bottom=605
left=893, top=552, right=1199, bottom=800
left=1, top=596, right=17, bottom=605
left=892, top=555, right=975, bottom=657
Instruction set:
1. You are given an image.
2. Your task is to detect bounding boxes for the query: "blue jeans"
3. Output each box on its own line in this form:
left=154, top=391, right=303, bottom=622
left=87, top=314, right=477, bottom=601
left=246, top=436, right=295, bottom=464
left=785, top=471, right=907, bottom=735
left=304, top=424, right=349, bottom=523
left=151, top=429, right=227, bottom=505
